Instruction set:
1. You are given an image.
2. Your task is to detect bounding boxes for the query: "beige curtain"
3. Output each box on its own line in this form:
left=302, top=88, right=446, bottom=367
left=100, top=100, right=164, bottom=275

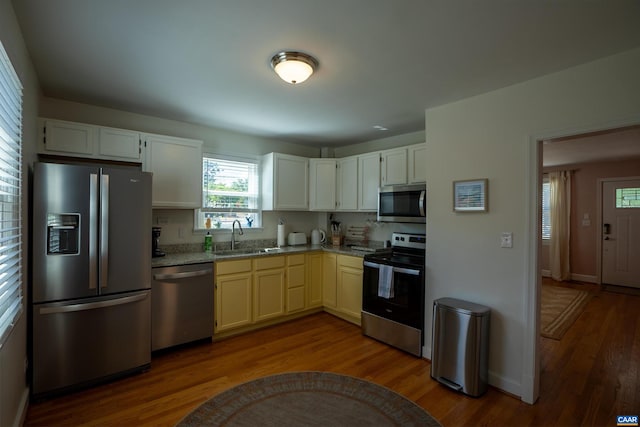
left=549, top=170, right=571, bottom=281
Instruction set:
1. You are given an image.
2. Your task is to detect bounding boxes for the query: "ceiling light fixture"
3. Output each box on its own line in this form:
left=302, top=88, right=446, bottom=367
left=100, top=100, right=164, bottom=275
left=270, top=51, right=319, bottom=85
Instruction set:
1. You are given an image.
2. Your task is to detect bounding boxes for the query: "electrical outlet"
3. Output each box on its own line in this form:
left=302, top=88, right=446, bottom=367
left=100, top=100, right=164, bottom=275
left=501, top=232, right=513, bottom=248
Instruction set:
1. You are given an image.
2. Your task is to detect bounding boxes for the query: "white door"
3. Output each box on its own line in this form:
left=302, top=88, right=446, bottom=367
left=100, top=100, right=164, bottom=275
left=602, top=178, right=640, bottom=288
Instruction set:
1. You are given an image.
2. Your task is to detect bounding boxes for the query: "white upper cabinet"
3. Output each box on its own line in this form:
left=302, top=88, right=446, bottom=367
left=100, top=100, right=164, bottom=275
left=97, top=126, right=142, bottom=161
left=42, top=119, right=94, bottom=155
left=309, top=158, right=336, bottom=211
left=407, top=143, right=427, bottom=184
left=262, top=153, right=309, bottom=210
left=357, top=152, right=380, bottom=211
left=336, top=155, right=358, bottom=211
left=142, top=133, right=203, bottom=208
left=40, top=118, right=142, bottom=162
left=380, top=147, right=407, bottom=186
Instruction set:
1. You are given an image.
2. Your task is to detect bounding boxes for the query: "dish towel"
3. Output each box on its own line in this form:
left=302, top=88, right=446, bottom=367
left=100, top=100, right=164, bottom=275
left=378, top=265, right=394, bottom=299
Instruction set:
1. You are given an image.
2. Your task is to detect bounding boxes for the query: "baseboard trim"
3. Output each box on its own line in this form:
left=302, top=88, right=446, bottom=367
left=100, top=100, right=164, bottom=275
left=541, top=270, right=598, bottom=284
left=488, top=370, right=521, bottom=400
left=571, top=273, right=598, bottom=284
left=14, top=387, right=29, bottom=427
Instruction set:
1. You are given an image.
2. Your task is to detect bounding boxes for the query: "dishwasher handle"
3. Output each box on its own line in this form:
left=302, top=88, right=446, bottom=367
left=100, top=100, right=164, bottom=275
left=153, top=269, right=212, bottom=281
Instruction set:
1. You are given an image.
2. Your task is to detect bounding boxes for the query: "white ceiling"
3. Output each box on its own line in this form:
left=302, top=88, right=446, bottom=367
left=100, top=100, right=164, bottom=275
left=11, top=1, right=640, bottom=147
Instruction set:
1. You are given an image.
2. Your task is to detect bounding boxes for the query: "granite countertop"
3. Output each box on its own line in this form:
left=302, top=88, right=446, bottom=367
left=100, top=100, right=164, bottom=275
left=151, top=244, right=379, bottom=268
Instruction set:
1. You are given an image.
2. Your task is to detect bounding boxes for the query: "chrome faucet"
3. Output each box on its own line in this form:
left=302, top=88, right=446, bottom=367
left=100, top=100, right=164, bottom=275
left=231, top=220, right=244, bottom=250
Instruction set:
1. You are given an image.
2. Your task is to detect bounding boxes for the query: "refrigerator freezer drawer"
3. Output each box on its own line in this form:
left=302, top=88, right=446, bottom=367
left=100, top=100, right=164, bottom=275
left=32, top=290, right=151, bottom=398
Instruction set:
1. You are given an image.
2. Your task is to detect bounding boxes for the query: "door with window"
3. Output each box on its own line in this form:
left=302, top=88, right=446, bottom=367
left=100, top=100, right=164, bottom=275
left=602, top=178, right=640, bottom=288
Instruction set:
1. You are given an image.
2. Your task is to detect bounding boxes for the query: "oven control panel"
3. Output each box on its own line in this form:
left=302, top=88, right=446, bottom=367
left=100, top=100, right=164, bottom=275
left=391, top=232, right=426, bottom=250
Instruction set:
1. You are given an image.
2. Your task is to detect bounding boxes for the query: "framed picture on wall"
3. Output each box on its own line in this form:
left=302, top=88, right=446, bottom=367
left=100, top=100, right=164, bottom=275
left=453, top=179, right=488, bottom=212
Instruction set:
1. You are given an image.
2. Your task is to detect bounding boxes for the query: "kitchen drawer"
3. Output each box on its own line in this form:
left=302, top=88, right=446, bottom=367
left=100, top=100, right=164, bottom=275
left=288, top=253, right=305, bottom=266
left=254, top=255, right=285, bottom=271
left=287, top=264, right=305, bottom=289
left=338, top=254, right=363, bottom=270
left=216, top=259, right=252, bottom=275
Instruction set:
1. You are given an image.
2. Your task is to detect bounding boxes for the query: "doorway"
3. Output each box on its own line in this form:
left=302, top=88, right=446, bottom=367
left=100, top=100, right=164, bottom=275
left=601, top=178, right=640, bottom=288
left=527, top=122, right=640, bottom=404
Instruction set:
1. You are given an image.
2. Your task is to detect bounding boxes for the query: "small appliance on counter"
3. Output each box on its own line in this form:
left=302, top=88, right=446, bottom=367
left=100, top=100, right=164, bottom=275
left=311, top=229, right=326, bottom=245
left=288, top=232, right=307, bottom=246
left=152, top=226, right=165, bottom=257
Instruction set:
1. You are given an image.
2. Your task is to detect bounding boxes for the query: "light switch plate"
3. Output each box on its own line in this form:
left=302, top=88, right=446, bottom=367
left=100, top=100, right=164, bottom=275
left=501, top=232, right=513, bottom=248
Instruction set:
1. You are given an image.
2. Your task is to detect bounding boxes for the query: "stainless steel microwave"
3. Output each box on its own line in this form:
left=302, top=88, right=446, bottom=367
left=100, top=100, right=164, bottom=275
left=377, top=184, right=426, bottom=223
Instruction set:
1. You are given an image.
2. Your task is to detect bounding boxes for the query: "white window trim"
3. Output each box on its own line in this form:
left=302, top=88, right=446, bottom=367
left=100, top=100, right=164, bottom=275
left=194, top=152, right=263, bottom=232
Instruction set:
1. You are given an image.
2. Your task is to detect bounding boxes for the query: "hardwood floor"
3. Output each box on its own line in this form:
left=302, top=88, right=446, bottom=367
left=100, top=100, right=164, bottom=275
left=25, top=285, right=640, bottom=426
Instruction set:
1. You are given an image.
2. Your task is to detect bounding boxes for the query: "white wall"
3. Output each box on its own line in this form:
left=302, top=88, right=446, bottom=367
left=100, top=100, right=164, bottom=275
left=333, top=130, right=425, bottom=158
left=40, top=97, right=322, bottom=158
left=0, top=0, right=41, bottom=425
left=424, top=47, right=640, bottom=401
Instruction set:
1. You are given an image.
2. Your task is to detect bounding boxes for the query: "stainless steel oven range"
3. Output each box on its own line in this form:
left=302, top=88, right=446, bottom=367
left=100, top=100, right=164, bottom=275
left=361, top=232, right=426, bottom=357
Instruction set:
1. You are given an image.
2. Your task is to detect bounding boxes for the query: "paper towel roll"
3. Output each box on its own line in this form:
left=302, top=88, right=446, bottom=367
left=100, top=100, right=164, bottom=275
left=277, top=224, right=286, bottom=247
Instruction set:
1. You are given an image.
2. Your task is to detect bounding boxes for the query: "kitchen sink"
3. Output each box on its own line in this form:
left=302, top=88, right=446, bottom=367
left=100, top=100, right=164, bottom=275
left=214, top=247, right=281, bottom=256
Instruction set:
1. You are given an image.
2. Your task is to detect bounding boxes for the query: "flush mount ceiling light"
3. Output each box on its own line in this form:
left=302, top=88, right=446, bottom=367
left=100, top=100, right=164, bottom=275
left=270, top=51, right=319, bottom=84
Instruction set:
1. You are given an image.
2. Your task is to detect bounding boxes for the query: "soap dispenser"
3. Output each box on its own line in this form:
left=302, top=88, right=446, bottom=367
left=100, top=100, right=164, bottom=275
left=204, top=232, right=213, bottom=253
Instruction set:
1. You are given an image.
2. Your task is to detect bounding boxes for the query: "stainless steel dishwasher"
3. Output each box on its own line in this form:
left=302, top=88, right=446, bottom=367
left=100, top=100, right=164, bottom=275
left=151, top=262, right=214, bottom=351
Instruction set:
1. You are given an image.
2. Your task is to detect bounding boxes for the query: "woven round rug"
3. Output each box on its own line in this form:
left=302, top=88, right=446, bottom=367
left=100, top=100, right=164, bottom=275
left=177, top=371, right=441, bottom=427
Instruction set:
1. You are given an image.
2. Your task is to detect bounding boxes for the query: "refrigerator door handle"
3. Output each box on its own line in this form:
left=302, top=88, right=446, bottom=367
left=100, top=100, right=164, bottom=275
left=100, top=172, right=110, bottom=289
left=89, top=173, right=98, bottom=290
left=39, top=292, right=149, bottom=315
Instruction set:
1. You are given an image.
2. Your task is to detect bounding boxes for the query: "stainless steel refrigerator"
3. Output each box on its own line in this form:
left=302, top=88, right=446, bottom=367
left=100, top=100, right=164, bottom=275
left=31, top=162, right=152, bottom=398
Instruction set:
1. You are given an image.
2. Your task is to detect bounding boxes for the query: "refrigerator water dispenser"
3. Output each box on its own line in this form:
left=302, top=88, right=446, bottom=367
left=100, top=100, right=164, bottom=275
left=47, top=213, right=80, bottom=255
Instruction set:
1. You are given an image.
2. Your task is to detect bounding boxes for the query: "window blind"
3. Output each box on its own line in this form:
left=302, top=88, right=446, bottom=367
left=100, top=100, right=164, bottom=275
left=0, top=40, right=23, bottom=348
left=541, top=180, right=551, bottom=239
left=196, top=155, right=261, bottom=230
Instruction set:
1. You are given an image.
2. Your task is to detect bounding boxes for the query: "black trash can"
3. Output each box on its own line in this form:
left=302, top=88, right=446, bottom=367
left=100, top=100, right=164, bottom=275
left=431, top=297, right=490, bottom=397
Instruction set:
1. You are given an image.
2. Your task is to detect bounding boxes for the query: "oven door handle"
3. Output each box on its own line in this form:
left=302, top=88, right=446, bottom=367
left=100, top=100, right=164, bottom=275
left=363, top=261, right=421, bottom=276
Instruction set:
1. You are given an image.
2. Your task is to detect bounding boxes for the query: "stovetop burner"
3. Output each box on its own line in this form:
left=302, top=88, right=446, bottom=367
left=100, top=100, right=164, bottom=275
left=364, top=251, right=424, bottom=269
left=363, top=232, right=425, bottom=269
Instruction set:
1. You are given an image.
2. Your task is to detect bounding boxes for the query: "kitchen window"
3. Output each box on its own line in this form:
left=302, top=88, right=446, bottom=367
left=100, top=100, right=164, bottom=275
left=0, top=40, right=23, bottom=348
left=194, top=155, right=261, bottom=230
